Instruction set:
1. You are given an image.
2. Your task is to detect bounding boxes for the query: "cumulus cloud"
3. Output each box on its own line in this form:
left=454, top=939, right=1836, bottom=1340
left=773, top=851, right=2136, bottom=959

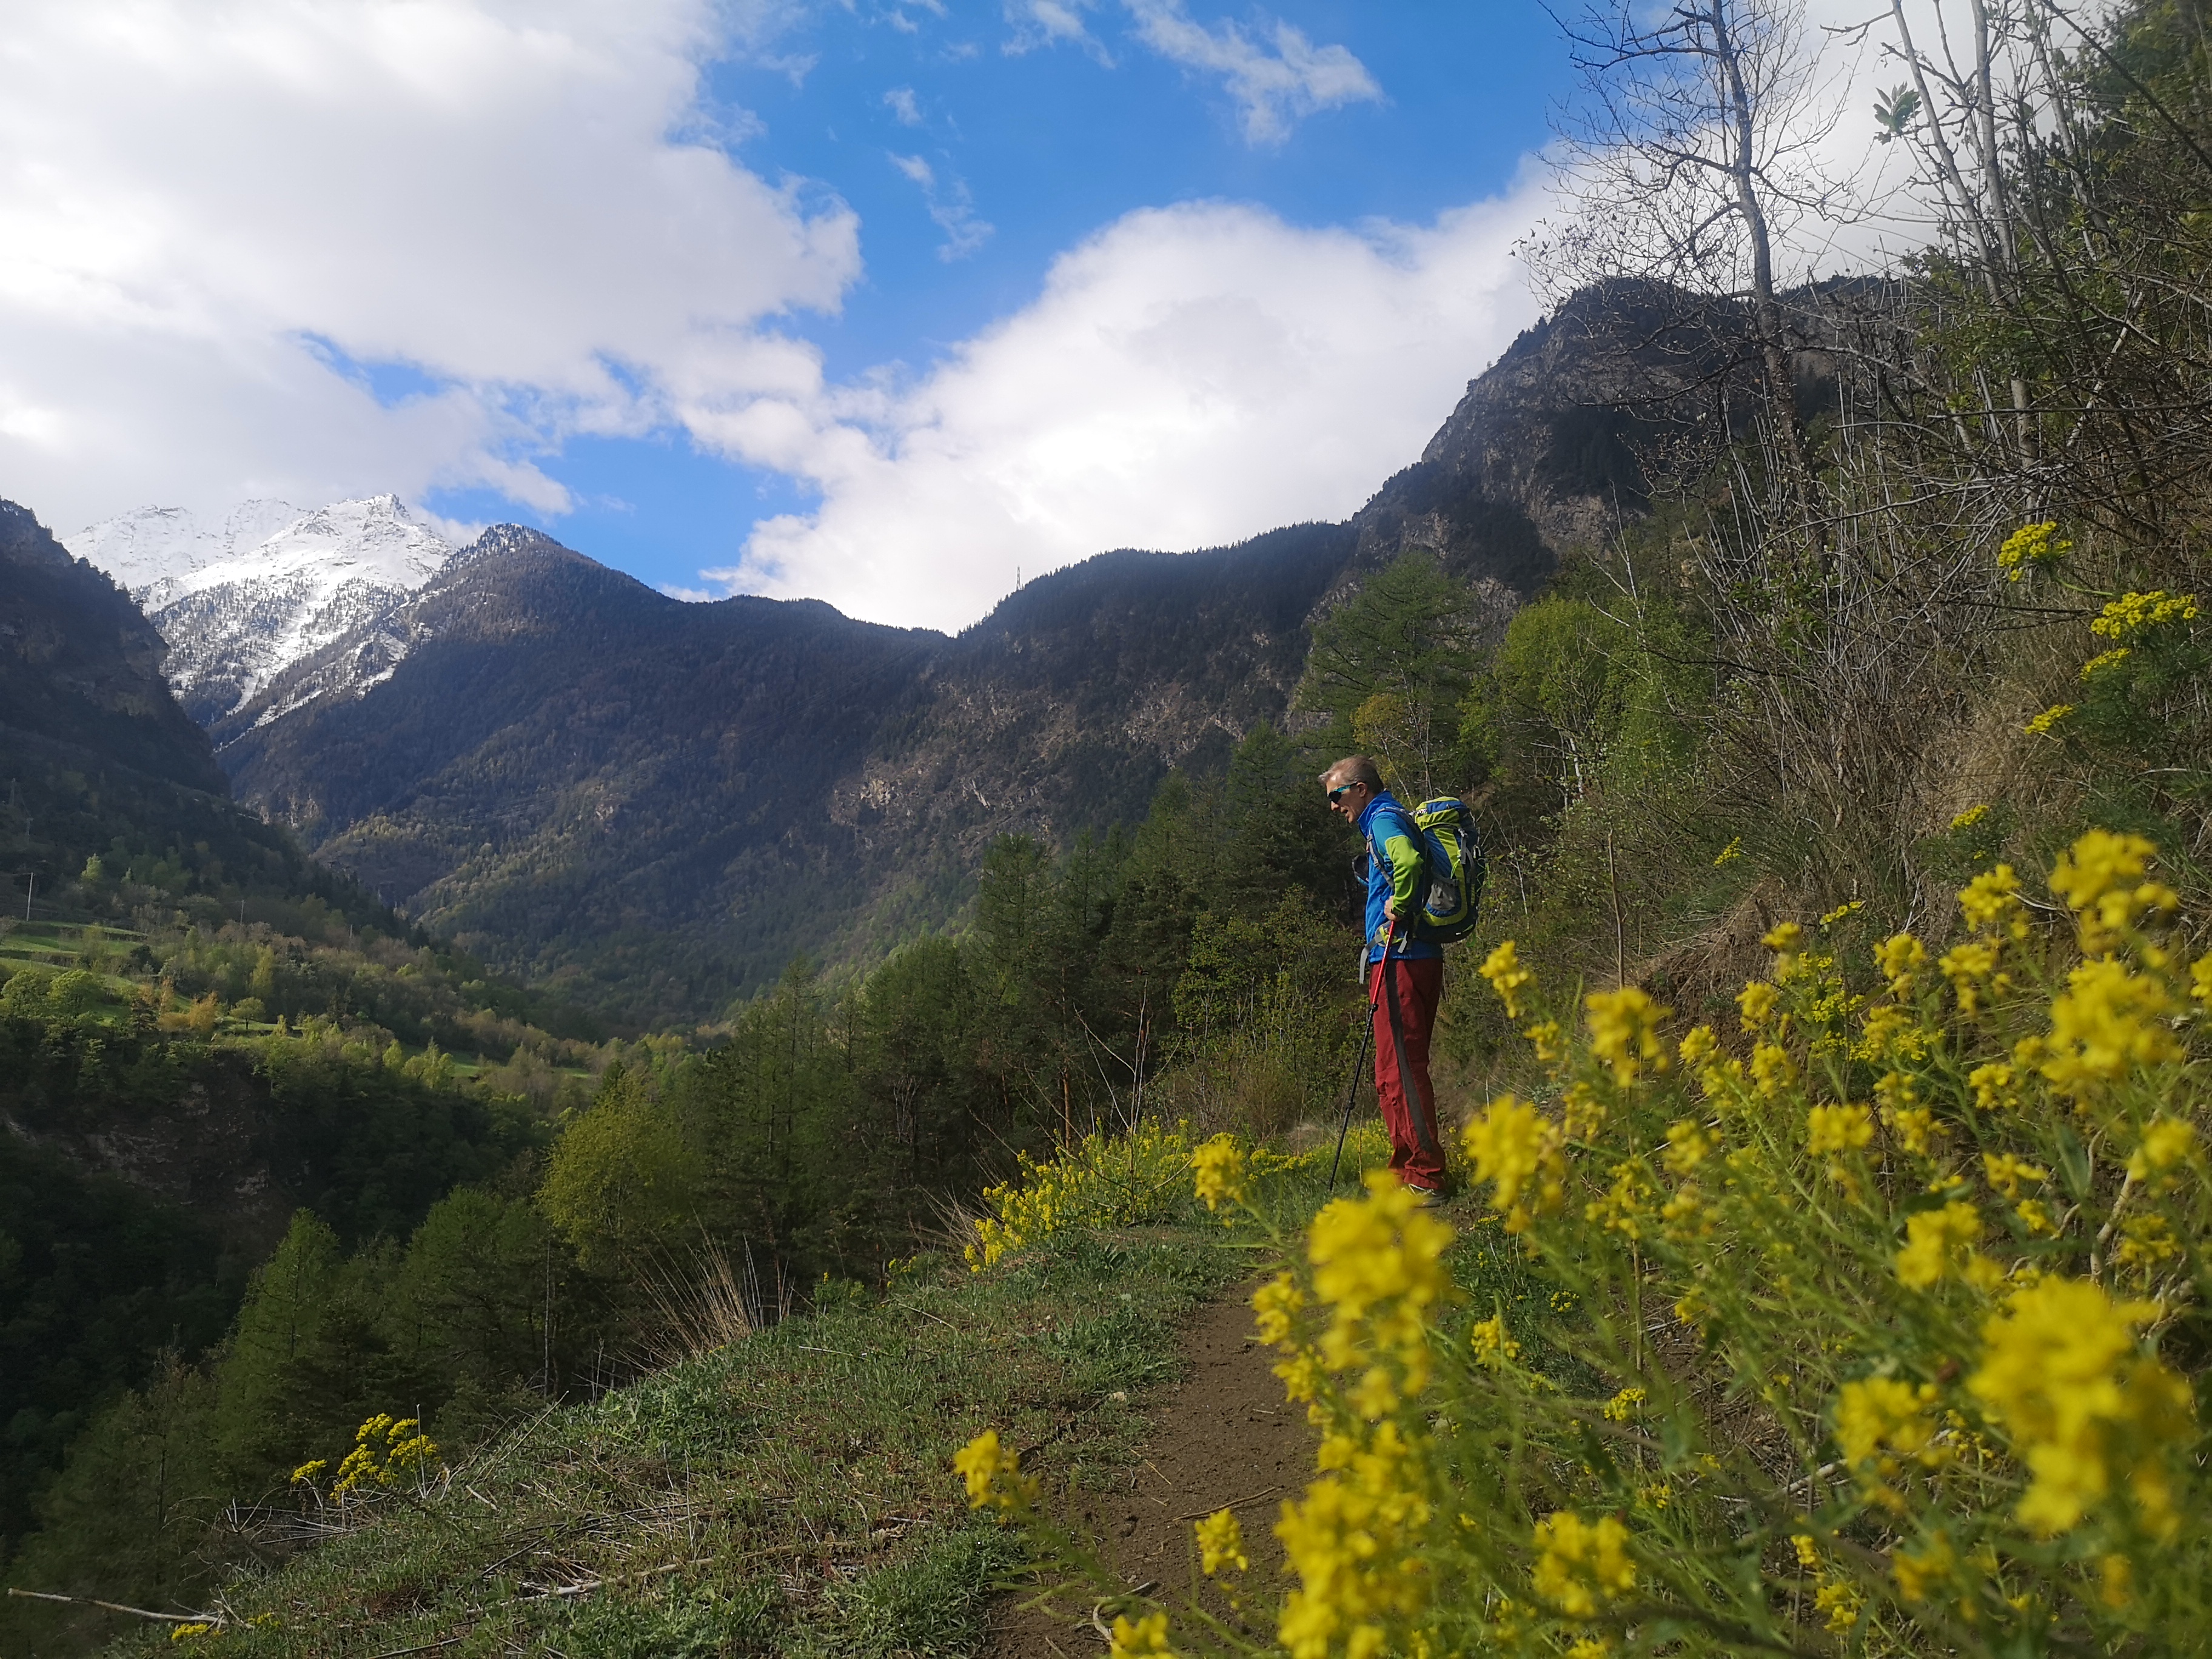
left=888, top=153, right=996, bottom=260
left=0, top=0, right=856, bottom=532
left=696, top=183, right=1547, bottom=631
left=883, top=85, right=925, bottom=124
left=1124, top=0, right=1382, bottom=142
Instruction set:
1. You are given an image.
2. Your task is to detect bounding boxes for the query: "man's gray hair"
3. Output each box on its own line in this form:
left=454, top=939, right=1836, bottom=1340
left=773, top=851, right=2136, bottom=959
left=1319, top=755, right=1384, bottom=792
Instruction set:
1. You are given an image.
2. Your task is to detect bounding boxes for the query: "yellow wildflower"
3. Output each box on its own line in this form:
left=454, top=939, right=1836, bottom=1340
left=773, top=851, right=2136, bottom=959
left=1967, top=1061, right=2019, bottom=1111
left=1763, top=921, right=1803, bottom=954
left=1749, top=1041, right=1795, bottom=1097
left=169, top=1625, right=216, bottom=1643
left=1276, top=1422, right=1432, bottom=1659
left=1561, top=1080, right=1606, bottom=1140
left=2040, top=957, right=2181, bottom=1101
left=1662, top=1118, right=1715, bottom=1175
left=1253, top=1270, right=1306, bottom=1346
left=1478, top=939, right=1534, bottom=1020
left=1891, top=1533, right=1956, bottom=1602
left=1814, top=1580, right=1863, bottom=1631
left=1967, top=1277, right=2193, bottom=1537
left=1677, top=1024, right=1718, bottom=1069
left=953, top=1429, right=1040, bottom=1516
left=1806, top=1102, right=1873, bottom=1156
left=2090, top=589, right=2199, bottom=638
left=1191, top=1134, right=1248, bottom=1212
left=2016, top=1199, right=2057, bottom=1236
left=1895, top=1201, right=1986, bottom=1290
left=1530, top=1512, right=1635, bottom=1618
left=2048, top=829, right=2179, bottom=953
left=1585, top=985, right=1670, bottom=1084
left=1307, top=1171, right=1455, bottom=1394
left=1819, top=899, right=1865, bottom=928
left=2127, top=1116, right=2197, bottom=1182
left=1462, top=1096, right=1565, bottom=1233
left=2024, top=703, right=2074, bottom=737
left=1602, top=1386, right=1646, bottom=1423
left=1469, top=1315, right=1519, bottom=1369
left=1950, top=803, right=1989, bottom=831
left=1736, top=980, right=1778, bottom=1031
left=1855, top=1002, right=1930, bottom=1064
left=1195, top=1508, right=1249, bottom=1575
left=1791, top=1533, right=1820, bottom=1569
left=1836, top=1376, right=1937, bottom=1477
left=1958, top=865, right=2028, bottom=939
left=2115, top=1213, right=2180, bottom=1275
left=2193, top=953, right=2212, bottom=1007
left=1584, top=1161, right=1654, bottom=1241
left=1877, top=931, right=1926, bottom=995
left=1714, top=836, right=1743, bottom=866
left=1108, top=1611, right=1178, bottom=1658
left=1524, top=1019, right=1566, bottom=1065
left=1983, top=1151, right=2046, bottom=1201
left=1883, top=1104, right=1940, bottom=1158
left=2080, top=646, right=2131, bottom=679
left=1938, top=940, right=2006, bottom=1014
left=1996, top=521, right=2069, bottom=581
left=290, top=1460, right=327, bottom=1486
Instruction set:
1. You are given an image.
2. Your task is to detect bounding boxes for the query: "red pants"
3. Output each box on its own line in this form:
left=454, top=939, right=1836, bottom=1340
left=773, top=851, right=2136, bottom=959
left=1370, top=957, right=1445, bottom=1191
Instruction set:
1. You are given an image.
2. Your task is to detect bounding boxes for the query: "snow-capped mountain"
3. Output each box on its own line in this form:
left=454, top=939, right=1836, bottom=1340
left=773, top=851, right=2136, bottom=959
left=68, top=495, right=454, bottom=728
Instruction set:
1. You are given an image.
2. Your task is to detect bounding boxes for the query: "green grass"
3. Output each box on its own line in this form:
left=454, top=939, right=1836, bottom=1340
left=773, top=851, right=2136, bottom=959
left=85, top=1227, right=1242, bottom=1658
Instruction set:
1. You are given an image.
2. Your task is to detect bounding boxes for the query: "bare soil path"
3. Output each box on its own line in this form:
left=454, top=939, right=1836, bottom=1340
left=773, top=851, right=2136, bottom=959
left=980, top=1291, right=1311, bottom=1657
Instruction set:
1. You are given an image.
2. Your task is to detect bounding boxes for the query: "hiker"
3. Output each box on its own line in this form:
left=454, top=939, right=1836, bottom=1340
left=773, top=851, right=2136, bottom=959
left=1322, top=756, right=1446, bottom=1202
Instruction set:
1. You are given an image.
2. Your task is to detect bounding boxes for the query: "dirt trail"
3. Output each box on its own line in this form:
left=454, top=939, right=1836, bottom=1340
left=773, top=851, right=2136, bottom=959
left=980, top=1292, right=1312, bottom=1657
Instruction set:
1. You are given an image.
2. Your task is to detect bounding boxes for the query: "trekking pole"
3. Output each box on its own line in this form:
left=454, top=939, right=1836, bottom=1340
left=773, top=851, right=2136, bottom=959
left=1327, top=918, right=1396, bottom=1194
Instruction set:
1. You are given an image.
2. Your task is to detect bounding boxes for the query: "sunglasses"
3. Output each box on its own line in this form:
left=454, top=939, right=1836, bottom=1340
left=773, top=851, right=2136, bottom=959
left=1328, top=783, right=1359, bottom=804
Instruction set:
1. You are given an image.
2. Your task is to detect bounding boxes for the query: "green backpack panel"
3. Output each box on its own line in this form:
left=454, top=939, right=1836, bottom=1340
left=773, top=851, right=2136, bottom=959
left=1410, top=797, right=1486, bottom=945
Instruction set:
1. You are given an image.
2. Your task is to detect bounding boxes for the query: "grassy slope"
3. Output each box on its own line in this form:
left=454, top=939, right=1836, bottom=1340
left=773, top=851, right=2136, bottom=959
left=78, top=1228, right=1239, bottom=1658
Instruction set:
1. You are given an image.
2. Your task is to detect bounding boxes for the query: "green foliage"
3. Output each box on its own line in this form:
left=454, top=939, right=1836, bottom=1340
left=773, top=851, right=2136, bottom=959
left=1298, top=552, right=1487, bottom=799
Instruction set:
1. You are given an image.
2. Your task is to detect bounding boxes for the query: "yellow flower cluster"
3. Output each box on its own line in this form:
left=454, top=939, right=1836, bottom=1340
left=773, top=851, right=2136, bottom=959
left=1530, top=1511, right=1635, bottom=1618
left=1191, top=1133, right=1248, bottom=1212
left=1585, top=987, right=1671, bottom=1085
left=1195, top=1507, right=1249, bottom=1575
left=1469, top=1314, right=1519, bottom=1370
left=1835, top=1376, right=1938, bottom=1484
left=1967, top=1278, right=2193, bottom=1537
left=1462, top=1096, right=1566, bottom=1233
left=2048, top=829, right=2178, bottom=954
left=1276, top=1423, right=1433, bottom=1659
left=2024, top=703, right=2074, bottom=737
left=1895, top=1201, right=1999, bottom=1291
left=2090, top=589, right=2199, bottom=639
left=953, top=1428, right=1041, bottom=1516
left=2039, top=957, right=2182, bottom=1101
left=966, top=1122, right=1192, bottom=1270
left=1478, top=940, right=1535, bottom=1021
left=1996, top=521, right=2070, bottom=581
left=1307, top=1171, right=1455, bottom=1412
left=1877, top=931, right=1926, bottom=996
left=328, top=1414, right=438, bottom=1500
left=1108, top=1612, right=1178, bottom=1657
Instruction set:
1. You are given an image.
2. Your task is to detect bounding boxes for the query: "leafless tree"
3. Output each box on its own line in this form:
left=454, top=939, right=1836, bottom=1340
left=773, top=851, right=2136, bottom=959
left=1527, top=0, right=1861, bottom=527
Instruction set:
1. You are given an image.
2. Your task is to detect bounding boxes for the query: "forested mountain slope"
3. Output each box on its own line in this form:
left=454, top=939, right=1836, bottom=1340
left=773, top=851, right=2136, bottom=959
left=209, top=293, right=1694, bottom=1021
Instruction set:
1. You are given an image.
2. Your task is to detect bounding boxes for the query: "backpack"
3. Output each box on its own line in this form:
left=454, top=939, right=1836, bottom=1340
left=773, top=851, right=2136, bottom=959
left=1408, top=797, right=1486, bottom=945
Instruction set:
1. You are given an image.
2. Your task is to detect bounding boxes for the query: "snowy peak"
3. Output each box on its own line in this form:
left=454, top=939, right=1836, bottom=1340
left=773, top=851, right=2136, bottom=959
left=67, top=494, right=455, bottom=728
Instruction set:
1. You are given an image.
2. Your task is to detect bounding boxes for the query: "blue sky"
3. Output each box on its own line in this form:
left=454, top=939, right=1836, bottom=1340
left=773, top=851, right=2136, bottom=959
left=10, top=0, right=1580, bottom=630
left=424, top=2, right=1577, bottom=609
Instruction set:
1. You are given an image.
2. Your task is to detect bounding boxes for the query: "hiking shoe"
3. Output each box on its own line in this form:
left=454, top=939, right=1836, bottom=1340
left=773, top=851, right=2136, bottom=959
left=1405, top=1184, right=1446, bottom=1208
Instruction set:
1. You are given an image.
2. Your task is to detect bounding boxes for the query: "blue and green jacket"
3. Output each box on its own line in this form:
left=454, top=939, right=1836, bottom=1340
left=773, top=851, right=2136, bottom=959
left=1358, top=791, right=1440, bottom=963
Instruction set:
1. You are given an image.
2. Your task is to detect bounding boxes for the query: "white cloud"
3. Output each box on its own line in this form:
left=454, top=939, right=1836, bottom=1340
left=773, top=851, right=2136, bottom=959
left=1125, top=0, right=1382, bottom=142
left=1004, top=0, right=1113, bottom=63
left=883, top=85, right=925, bottom=124
left=0, top=0, right=857, bottom=532
left=695, top=183, right=1546, bottom=631
left=888, top=153, right=996, bottom=261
